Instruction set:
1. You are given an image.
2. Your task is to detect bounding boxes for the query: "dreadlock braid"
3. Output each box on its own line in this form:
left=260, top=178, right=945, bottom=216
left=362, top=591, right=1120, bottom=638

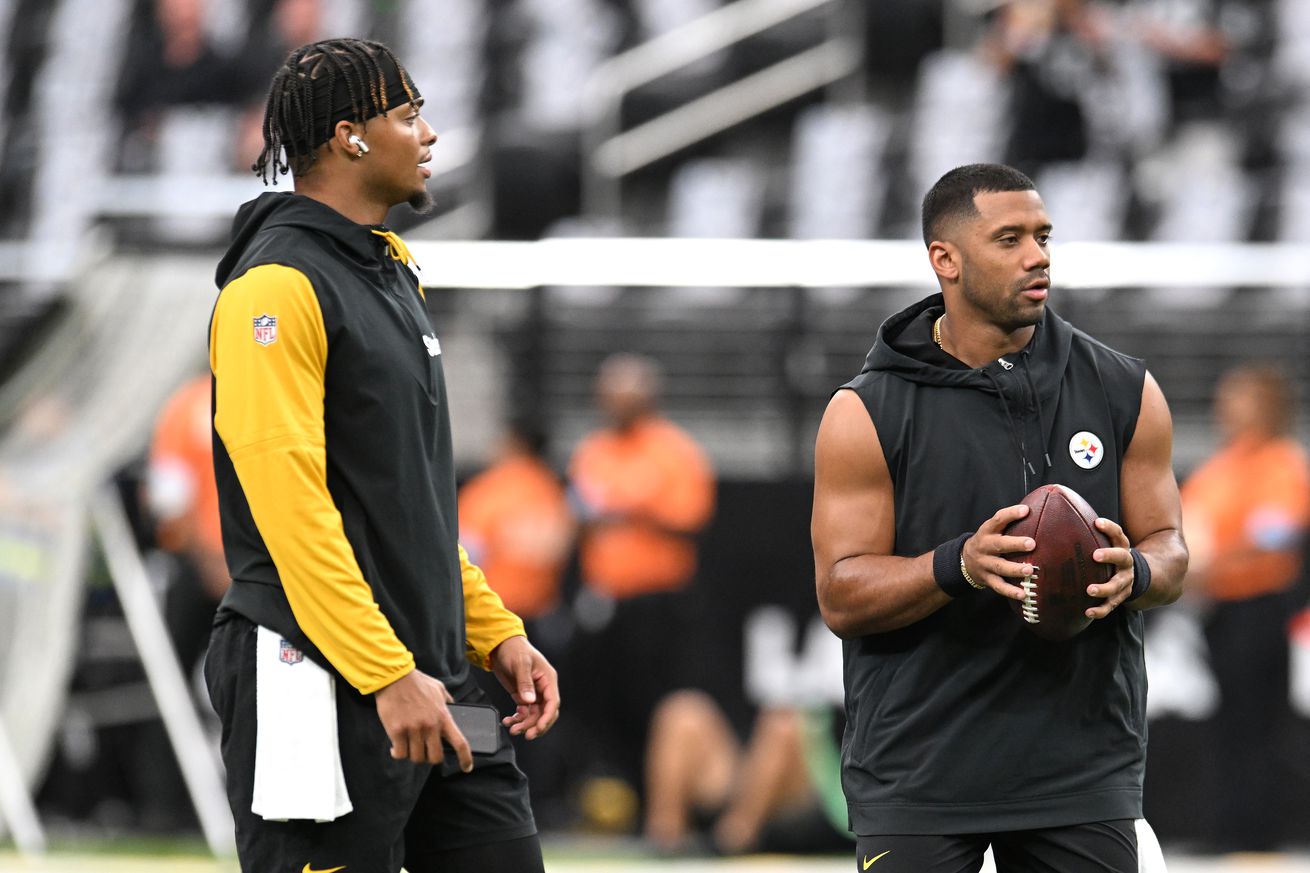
left=373, top=42, right=418, bottom=108
left=251, top=38, right=419, bottom=186
left=319, top=50, right=359, bottom=143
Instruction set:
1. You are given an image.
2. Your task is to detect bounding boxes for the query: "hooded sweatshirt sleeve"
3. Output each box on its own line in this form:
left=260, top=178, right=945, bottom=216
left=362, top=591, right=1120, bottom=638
left=210, top=263, right=414, bottom=694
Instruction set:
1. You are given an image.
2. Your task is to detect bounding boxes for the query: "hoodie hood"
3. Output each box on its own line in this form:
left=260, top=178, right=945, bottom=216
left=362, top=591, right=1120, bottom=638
left=862, top=293, right=1072, bottom=402
left=860, top=293, right=1075, bottom=492
left=216, top=191, right=394, bottom=288
left=861, top=293, right=1071, bottom=395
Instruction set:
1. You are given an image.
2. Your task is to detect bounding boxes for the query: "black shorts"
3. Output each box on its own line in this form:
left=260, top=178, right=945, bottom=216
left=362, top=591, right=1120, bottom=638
left=853, top=820, right=1137, bottom=873
left=205, top=615, right=537, bottom=873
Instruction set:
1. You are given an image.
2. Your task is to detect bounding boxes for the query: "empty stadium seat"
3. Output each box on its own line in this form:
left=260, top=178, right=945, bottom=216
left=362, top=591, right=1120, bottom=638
left=399, top=0, right=485, bottom=131
left=518, top=0, right=624, bottom=131
left=1036, top=161, right=1128, bottom=242
left=788, top=102, right=891, bottom=241
left=1143, top=124, right=1255, bottom=309
left=663, top=158, right=766, bottom=307
left=908, top=50, right=1009, bottom=203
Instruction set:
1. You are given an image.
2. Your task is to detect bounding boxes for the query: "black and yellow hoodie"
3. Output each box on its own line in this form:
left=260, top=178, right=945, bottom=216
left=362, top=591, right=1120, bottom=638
left=209, top=191, right=523, bottom=696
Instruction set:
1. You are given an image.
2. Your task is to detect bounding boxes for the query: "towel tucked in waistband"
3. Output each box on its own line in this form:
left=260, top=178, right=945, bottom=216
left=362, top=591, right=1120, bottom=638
left=252, top=626, right=353, bottom=822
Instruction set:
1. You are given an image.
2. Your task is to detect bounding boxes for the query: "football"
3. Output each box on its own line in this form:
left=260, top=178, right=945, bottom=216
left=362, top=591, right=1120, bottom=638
left=1002, top=484, right=1112, bottom=641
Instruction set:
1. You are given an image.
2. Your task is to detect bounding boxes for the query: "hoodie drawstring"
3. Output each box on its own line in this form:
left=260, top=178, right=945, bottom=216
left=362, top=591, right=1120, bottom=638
left=371, top=229, right=420, bottom=271
left=982, top=367, right=1033, bottom=494
left=1020, top=353, right=1053, bottom=472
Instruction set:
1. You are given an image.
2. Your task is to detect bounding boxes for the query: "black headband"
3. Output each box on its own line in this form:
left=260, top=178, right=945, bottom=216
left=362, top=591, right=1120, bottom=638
left=296, top=51, right=422, bottom=153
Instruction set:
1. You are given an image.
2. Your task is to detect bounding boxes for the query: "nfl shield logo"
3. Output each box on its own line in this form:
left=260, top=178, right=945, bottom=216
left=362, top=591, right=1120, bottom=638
left=278, top=639, right=303, bottom=665
left=253, top=314, right=278, bottom=346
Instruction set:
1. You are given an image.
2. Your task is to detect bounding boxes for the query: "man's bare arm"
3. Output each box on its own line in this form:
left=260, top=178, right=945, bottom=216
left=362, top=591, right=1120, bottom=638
left=812, top=390, right=1029, bottom=638
left=1119, top=372, right=1188, bottom=609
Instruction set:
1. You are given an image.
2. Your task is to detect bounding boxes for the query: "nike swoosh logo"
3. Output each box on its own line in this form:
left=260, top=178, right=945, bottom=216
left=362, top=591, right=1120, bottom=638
left=863, top=850, right=890, bottom=869
left=302, top=865, right=345, bottom=873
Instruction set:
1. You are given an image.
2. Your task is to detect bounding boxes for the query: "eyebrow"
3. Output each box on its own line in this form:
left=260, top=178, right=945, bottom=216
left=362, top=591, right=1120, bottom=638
left=991, top=223, right=1053, bottom=236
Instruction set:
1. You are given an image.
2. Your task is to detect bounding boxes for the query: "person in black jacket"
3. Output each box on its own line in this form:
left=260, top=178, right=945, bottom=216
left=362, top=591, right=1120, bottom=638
left=811, top=163, right=1188, bottom=872
left=205, top=38, right=557, bottom=873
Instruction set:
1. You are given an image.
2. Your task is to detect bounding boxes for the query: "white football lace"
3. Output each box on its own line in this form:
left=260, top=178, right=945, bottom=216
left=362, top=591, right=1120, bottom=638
left=1020, top=574, right=1040, bottom=624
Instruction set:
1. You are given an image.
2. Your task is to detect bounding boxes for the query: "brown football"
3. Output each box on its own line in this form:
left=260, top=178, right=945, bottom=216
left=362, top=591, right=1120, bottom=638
left=1002, top=484, right=1111, bottom=641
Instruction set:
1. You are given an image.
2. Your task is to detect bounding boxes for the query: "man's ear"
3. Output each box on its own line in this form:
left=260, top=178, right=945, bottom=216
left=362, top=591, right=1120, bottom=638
left=331, top=120, right=359, bottom=156
left=928, top=240, right=960, bottom=283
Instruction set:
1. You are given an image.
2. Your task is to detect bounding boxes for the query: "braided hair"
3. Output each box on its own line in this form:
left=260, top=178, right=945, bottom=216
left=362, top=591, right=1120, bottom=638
left=252, top=38, right=418, bottom=185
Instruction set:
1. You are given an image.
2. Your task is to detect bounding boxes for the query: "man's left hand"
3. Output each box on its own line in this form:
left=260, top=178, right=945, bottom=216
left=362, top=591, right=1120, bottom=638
left=489, top=635, right=561, bottom=740
left=1088, top=517, right=1135, bottom=619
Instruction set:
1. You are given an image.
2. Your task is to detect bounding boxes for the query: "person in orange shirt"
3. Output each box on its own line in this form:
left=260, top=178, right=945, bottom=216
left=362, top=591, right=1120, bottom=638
left=1181, top=364, right=1310, bottom=852
left=567, top=353, right=716, bottom=819
left=459, top=420, right=573, bottom=622
left=570, top=355, right=715, bottom=600
left=458, top=420, right=574, bottom=823
left=146, top=373, right=229, bottom=674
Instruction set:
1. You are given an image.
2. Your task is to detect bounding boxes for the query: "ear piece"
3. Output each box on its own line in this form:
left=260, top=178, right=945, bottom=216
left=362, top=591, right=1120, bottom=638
left=348, top=134, right=369, bottom=155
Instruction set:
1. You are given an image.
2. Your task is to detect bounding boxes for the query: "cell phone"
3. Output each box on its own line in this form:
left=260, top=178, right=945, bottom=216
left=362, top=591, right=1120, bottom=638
left=447, top=702, right=501, bottom=755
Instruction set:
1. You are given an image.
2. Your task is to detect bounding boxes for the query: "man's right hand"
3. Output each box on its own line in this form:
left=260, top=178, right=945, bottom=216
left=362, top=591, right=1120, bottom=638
left=374, top=668, right=473, bottom=771
left=962, top=504, right=1038, bottom=602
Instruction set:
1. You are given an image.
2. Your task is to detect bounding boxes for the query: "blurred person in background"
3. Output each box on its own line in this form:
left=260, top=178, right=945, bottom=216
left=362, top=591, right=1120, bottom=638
left=459, top=418, right=575, bottom=823
left=206, top=38, right=556, bottom=872
left=567, top=353, right=715, bottom=826
left=243, top=0, right=325, bottom=82
left=1131, top=0, right=1232, bottom=128
left=234, top=0, right=328, bottom=171
left=643, top=693, right=850, bottom=857
left=1181, top=364, right=1310, bottom=853
left=115, top=0, right=247, bottom=168
left=982, top=0, right=1111, bottom=175
left=145, top=373, right=228, bottom=677
left=459, top=418, right=574, bottom=626
left=570, top=354, right=715, bottom=611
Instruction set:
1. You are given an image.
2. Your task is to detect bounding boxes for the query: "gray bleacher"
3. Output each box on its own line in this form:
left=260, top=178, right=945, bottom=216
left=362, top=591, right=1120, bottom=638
left=0, top=0, right=1305, bottom=480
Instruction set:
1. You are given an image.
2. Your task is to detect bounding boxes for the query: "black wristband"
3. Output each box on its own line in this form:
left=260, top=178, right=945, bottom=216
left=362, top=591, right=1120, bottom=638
left=933, top=533, right=975, bottom=598
left=1127, top=548, right=1152, bottom=602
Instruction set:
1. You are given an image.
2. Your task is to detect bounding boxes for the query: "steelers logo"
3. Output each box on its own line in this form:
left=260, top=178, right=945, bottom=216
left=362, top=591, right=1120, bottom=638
left=1068, top=431, right=1104, bottom=470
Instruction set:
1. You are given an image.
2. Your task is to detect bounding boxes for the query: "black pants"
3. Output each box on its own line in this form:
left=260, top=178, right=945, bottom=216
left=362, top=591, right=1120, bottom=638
left=205, top=615, right=539, bottom=873
left=854, top=820, right=1137, bottom=873
left=565, top=589, right=698, bottom=791
left=1205, top=589, right=1297, bottom=851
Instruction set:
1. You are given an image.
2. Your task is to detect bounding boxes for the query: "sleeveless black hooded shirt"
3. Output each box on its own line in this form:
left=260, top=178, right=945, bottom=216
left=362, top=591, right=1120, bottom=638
left=837, top=293, right=1148, bottom=834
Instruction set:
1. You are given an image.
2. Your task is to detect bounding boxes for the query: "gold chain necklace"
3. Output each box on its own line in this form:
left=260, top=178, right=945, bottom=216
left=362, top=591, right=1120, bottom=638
left=933, top=314, right=945, bottom=349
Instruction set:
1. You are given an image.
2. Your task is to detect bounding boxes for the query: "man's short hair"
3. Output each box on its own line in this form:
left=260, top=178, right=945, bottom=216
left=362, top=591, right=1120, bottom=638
left=921, top=163, right=1036, bottom=247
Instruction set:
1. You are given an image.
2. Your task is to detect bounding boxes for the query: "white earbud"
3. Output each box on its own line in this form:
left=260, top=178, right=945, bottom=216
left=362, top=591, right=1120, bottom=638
left=348, top=134, right=370, bottom=154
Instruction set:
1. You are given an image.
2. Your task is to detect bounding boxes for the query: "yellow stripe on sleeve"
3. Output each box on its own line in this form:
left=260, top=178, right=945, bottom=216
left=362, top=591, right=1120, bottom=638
left=459, top=544, right=526, bottom=670
left=211, top=264, right=414, bottom=694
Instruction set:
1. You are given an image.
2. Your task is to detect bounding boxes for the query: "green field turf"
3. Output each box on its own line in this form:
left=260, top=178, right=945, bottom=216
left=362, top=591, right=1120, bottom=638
left=3, top=847, right=1310, bottom=872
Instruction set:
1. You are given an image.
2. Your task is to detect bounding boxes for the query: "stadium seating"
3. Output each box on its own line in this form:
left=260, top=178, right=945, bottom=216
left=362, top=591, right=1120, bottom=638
left=0, top=0, right=1302, bottom=476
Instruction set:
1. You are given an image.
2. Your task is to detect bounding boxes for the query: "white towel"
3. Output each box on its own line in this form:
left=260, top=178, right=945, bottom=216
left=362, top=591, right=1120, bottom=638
left=251, top=626, right=353, bottom=822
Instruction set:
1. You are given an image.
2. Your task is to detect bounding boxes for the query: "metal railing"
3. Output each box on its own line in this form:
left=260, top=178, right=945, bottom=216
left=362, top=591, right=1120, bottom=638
left=580, top=0, right=864, bottom=221
left=404, top=238, right=1310, bottom=290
